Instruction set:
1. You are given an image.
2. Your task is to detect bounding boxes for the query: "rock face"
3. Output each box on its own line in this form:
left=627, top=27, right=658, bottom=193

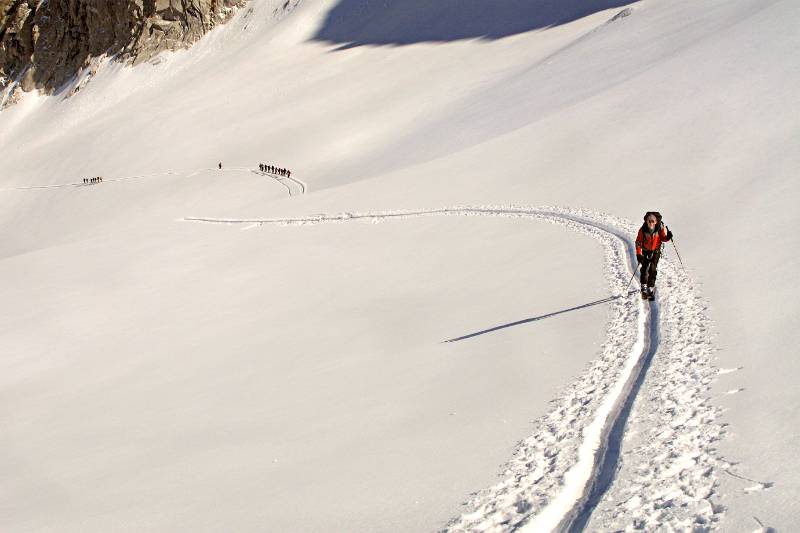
left=0, top=0, right=245, bottom=96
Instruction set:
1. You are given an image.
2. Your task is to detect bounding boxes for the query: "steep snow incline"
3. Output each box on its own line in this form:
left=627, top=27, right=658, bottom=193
left=0, top=0, right=631, bottom=189
left=185, top=206, right=724, bottom=531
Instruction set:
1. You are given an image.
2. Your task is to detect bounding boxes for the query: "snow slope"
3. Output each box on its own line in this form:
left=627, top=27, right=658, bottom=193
left=1, top=0, right=798, bottom=530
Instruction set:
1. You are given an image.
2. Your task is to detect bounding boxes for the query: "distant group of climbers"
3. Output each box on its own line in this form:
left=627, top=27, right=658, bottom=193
left=259, top=163, right=292, bottom=178
left=83, top=176, right=103, bottom=184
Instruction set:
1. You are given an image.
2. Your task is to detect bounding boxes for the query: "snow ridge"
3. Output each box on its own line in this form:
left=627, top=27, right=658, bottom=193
left=184, top=206, right=724, bottom=531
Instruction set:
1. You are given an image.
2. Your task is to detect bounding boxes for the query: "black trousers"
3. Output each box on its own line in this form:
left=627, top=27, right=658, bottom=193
left=640, top=250, right=661, bottom=288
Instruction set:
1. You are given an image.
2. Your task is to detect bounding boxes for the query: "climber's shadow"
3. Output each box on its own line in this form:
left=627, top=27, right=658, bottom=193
left=443, top=291, right=637, bottom=343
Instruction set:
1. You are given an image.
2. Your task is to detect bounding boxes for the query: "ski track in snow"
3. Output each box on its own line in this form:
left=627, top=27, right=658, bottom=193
left=0, top=166, right=308, bottom=195
left=250, top=169, right=307, bottom=196
left=184, top=205, right=726, bottom=531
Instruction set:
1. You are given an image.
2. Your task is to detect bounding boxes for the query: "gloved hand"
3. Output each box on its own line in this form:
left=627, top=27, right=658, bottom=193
left=667, top=230, right=673, bottom=240
left=636, top=254, right=644, bottom=265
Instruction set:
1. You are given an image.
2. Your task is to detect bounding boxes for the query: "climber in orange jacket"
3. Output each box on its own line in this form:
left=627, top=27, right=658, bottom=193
left=636, top=211, right=673, bottom=300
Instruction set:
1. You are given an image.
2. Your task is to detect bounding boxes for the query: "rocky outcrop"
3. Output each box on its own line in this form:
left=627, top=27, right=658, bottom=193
left=0, top=0, right=245, bottom=98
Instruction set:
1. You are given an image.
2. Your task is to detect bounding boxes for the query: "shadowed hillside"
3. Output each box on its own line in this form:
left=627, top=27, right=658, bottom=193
left=312, top=0, right=637, bottom=49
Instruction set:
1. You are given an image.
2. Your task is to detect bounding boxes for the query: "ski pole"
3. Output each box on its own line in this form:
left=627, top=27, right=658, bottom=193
left=672, top=240, right=686, bottom=271
left=667, top=225, right=687, bottom=272
left=623, top=262, right=641, bottom=296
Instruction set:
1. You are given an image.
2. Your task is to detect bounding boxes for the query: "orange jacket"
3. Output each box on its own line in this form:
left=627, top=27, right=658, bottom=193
left=636, top=225, right=671, bottom=256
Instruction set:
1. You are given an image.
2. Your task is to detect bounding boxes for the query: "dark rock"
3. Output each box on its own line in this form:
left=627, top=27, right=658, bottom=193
left=0, top=0, right=246, bottom=99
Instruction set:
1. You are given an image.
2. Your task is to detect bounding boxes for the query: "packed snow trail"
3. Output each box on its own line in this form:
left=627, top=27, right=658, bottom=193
left=250, top=169, right=307, bottom=196
left=184, top=206, right=724, bottom=531
left=567, top=291, right=660, bottom=532
left=0, top=168, right=203, bottom=190
left=0, top=167, right=308, bottom=195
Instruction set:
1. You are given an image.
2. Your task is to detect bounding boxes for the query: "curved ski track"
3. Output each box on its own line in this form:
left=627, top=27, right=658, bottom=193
left=250, top=169, right=307, bottom=196
left=183, top=206, right=724, bottom=531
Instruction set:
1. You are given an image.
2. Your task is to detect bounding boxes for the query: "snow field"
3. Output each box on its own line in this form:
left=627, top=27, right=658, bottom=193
left=186, top=205, right=725, bottom=531
left=0, top=184, right=616, bottom=532
left=2, top=0, right=798, bottom=529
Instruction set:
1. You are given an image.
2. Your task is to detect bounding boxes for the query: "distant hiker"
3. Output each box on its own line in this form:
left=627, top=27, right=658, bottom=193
left=218, top=162, right=222, bottom=170
left=636, top=211, right=673, bottom=300
left=287, top=170, right=291, bottom=178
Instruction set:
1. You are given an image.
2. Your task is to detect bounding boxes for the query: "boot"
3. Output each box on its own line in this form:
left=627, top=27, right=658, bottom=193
left=647, top=286, right=656, bottom=301
left=641, top=287, right=649, bottom=300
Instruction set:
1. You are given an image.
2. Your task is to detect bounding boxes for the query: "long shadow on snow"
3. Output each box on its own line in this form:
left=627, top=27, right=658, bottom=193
left=312, top=0, right=638, bottom=50
left=443, top=291, right=638, bottom=343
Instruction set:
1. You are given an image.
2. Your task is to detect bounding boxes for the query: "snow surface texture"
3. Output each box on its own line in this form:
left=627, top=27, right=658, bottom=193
left=185, top=206, right=725, bottom=531
left=2, top=0, right=798, bottom=529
